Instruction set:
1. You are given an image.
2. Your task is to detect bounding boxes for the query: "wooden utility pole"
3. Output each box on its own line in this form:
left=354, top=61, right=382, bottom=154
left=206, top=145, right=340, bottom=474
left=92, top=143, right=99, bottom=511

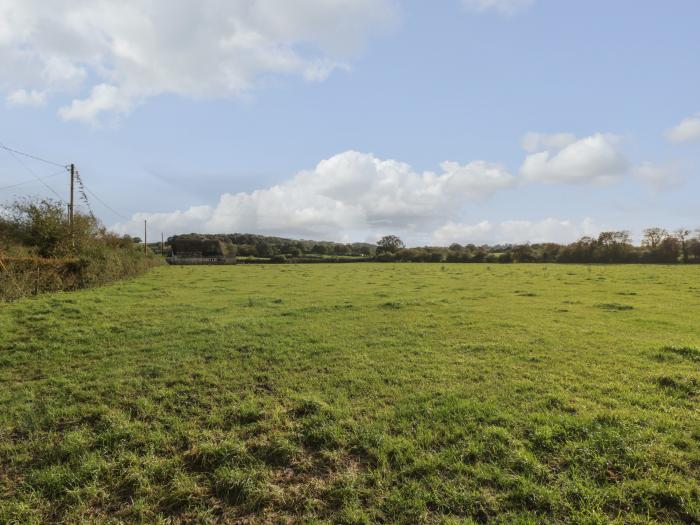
left=161, top=232, right=164, bottom=254
left=69, top=164, right=75, bottom=231
left=144, top=220, right=147, bottom=255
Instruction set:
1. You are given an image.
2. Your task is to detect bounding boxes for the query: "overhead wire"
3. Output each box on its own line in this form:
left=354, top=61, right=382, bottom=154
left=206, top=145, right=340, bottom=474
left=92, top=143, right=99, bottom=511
left=80, top=177, right=131, bottom=222
left=0, top=141, right=132, bottom=223
left=0, top=142, right=68, bottom=169
left=0, top=141, right=67, bottom=200
left=0, top=169, right=67, bottom=192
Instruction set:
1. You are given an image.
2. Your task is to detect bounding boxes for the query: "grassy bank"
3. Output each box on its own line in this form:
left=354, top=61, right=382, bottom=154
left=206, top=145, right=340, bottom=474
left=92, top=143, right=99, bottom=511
left=1, top=264, right=699, bottom=523
left=0, top=251, right=162, bottom=301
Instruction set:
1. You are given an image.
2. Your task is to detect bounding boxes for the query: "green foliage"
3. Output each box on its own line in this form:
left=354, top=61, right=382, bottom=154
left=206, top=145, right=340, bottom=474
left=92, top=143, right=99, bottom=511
left=0, top=264, right=698, bottom=523
left=0, top=198, right=162, bottom=300
left=377, top=235, right=405, bottom=254
left=167, top=228, right=700, bottom=265
left=170, top=233, right=376, bottom=258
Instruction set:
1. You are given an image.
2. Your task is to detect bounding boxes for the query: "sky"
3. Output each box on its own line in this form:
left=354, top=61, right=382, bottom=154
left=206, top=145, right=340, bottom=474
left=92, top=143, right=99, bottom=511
left=0, top=0, right=699, bottom=246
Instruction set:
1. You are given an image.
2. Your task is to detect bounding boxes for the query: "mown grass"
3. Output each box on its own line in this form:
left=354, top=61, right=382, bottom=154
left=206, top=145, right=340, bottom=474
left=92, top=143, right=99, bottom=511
left=1, top=264, right=699, bottom=524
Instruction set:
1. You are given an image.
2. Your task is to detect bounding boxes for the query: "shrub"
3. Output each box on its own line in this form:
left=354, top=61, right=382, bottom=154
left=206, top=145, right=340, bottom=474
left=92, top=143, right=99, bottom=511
left=0, top=198, right=162, bottom=300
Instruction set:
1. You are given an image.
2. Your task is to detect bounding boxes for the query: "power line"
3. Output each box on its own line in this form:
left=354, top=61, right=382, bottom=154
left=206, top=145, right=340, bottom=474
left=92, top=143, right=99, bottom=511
left=0, top=169, right=67, bottom=192
left=0, top=141, right=132, bottom=224
left=0, top=142, right=66, bottom=200
left=81, top=181, right=131, bottom=221
left=0, top=142, right=68, bottom=169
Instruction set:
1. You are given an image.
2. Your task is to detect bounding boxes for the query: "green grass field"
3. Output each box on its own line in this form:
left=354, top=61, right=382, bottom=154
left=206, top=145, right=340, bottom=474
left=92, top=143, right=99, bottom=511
left=1, top=264, right=699, bottom=524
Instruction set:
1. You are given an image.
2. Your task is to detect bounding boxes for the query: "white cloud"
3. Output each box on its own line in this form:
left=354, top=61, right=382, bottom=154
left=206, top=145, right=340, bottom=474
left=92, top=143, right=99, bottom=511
left=521, top=132, right=576, bottom=153
left=461, top=0, right=534, bottom=15
left=6, top=88, right=46, bottom=106
left=131, top=205, right=215, bottom=233
left=58, top=84, right=134, bottom=123
left=666, top=113, right=700, bottom=144
left=520, top=132, right=629, bottom=184
left=432, top=217, right=598, bottom=245
left=633, top=162, right=684, bottom=192
left=0, top=0, right=397, bottom=122
left=113, top=150, right=514, bottom=239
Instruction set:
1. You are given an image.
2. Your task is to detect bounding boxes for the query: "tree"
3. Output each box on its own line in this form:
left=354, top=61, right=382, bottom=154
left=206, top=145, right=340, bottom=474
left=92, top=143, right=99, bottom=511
left=3, top=199, right=68, bottom=257
left=642, top=228, right=668, bottom=249
left=595, top=231, right=634, bottom=262
left=688, top=232, right=700, bottom=262
left=557, top=236, right=597, bottom=263
left=498, top=251, right=513, bottom=263
left=675, top=229, right=691, bottom=263
left=255, top=241, right=274, bottom=258
left=512, top=244, right=535, bottom=263
left=1, top=198, right=103, bottom=258
left=377, top=235, right=405, bottom=254
left=333, top=244, right=350, bottom=255
left=539, top=243, right=562, bottom=262
left=655, top=236, right=681, bottom=263
left=642, top=228, right=681, bottom=263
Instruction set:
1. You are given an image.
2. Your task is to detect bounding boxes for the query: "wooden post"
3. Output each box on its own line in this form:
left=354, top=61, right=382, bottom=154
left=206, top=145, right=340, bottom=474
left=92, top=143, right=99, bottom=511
left=69, top=164, right=75, bottom=249
left=144, top=220, right=147, bottom=256
left=69, top=164, right=75, bottom=231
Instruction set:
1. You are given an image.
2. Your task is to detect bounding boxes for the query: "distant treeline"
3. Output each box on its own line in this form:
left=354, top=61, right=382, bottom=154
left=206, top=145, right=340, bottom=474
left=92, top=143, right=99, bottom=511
left=1, top=198, right=162, bottom=300
left=169, top=229, right=700, bottom=264
left=168, top=233, right=376, bottom=258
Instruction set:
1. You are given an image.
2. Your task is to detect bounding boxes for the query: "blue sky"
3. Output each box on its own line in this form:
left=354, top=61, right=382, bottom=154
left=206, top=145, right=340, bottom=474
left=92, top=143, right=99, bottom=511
left=1, top=0, right=698, bottom=245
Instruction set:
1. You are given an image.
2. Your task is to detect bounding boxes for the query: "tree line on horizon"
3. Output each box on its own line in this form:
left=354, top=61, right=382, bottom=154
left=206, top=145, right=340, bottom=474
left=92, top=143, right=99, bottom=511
left=167, top=228, right=700, bottom=264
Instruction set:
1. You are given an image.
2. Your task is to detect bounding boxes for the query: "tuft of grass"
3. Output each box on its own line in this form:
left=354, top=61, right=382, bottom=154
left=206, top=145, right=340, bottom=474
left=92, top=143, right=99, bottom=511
left=595, top=302, right=634, bottom=311
left=183, top=437, right=252, bottom=472
left=213, top=466, right=273, bottom=511
left=662, top=345, right=700, bottom=362
left=251, top=435, right=300, bottom=467
left=515, top=291, right=538, bottom=297
left=655, top=376, right=699, bottom=397
left=381, top=301, right=403, bottom=309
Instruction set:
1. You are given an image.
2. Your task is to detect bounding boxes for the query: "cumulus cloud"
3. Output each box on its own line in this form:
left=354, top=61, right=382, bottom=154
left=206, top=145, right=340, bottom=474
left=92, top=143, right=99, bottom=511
left=633, top=162, right=684, bottom=192
left=113, top=150, right=514, bottom=239
left=0, top=0, right=397, bottom=122
left=461, top=0, right=534, bottom=15
left=432, top=217, right=598, bottom=245
left=58, top=84, right=134, bottom=123
left=6, top=88, right=46, bottom=106
left=666, top=113, right=700, bottom=144
left=520, top=132, right=629, bottom=184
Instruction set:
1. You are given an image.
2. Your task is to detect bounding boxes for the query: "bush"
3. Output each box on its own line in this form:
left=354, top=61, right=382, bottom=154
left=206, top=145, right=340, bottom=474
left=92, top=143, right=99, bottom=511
left=0, top=198, right=162, bottom=301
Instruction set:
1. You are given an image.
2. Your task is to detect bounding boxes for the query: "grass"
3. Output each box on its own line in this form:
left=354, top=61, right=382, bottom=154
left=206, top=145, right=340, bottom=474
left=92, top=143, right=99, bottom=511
left=1, top=263, right=699, bottom=524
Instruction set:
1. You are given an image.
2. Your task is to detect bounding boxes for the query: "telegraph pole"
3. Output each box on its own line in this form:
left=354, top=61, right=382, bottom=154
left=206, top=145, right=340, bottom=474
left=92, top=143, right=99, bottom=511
left=161, top=232, right=164, bottom=254
left=144, top=220, right=147, bottom=255
left=69, top=164, right=75, bottom=231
